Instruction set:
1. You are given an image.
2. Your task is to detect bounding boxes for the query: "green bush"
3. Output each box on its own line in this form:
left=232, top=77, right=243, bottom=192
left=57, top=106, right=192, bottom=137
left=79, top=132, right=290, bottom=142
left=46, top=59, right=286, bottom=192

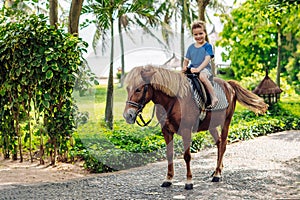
left=229, top=102, right=300, bottom=142
left=0, top=9, right=87, bottom=163
left=73, top=120, right=212, bottom=173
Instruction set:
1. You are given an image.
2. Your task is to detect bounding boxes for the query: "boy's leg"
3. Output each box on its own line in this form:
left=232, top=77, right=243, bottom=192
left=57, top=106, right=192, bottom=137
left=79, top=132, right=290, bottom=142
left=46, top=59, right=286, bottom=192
left=199, top=71, right=218, bottom=108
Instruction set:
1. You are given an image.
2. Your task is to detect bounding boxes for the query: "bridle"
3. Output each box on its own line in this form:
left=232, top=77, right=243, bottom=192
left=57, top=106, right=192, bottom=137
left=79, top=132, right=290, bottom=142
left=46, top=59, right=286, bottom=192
left=126, top=84, right=176, bottom=127
left=126, top=84, right=155, bottom=127
left=126, top=84, right=149, bottom=114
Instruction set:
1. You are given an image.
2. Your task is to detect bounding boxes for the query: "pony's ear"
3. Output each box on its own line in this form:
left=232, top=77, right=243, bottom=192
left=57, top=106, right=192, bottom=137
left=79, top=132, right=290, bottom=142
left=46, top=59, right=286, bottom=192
left=141, top=69, right=156, bottom=83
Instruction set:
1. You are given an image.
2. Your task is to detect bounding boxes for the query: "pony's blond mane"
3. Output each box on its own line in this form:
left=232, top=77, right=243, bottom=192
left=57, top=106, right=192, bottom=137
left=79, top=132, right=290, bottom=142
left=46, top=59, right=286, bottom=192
left=124, top=65, right=191, bottom=98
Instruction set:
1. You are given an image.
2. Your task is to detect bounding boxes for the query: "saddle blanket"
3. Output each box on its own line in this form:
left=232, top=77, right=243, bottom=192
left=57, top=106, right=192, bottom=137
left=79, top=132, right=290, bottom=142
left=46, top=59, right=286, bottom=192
left=187, top=77, right=229, bottom=112
left=206, top=81, right=229, bottom=111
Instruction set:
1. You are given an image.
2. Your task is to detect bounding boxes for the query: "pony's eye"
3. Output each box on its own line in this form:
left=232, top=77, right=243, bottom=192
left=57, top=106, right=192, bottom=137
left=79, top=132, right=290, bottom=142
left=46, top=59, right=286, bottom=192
left=135, top=88, right=141, bottom=93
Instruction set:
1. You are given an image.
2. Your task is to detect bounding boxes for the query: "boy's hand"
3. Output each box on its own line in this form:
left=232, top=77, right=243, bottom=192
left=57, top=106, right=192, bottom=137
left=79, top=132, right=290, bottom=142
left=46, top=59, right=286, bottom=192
left=191, top=67, right=200, bottom=73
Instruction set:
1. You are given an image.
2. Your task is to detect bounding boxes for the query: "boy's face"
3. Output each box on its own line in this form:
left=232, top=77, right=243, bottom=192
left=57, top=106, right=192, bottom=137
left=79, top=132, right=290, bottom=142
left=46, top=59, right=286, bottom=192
left=192, top=27, right=206, bottom=45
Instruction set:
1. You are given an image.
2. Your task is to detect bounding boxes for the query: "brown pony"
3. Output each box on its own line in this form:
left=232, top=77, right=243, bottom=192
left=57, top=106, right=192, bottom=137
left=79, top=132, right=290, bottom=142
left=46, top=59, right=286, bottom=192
left=123, top=65, right=268, bottom=190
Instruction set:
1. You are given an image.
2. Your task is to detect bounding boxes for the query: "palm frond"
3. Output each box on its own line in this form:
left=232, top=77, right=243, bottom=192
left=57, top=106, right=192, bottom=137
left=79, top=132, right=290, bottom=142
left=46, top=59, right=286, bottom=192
left=135, top=17, right=169, bottom=50
left=92, top=27, right=101, bottom=55
left=92, top=26, right=109, bottom=56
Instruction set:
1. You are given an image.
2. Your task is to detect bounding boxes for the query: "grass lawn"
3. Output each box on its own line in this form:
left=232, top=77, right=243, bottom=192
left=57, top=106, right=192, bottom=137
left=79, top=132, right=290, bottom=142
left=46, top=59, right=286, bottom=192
left=73, top=83, right=300, bottom=133
left=74, top=84, right=157, bottom=122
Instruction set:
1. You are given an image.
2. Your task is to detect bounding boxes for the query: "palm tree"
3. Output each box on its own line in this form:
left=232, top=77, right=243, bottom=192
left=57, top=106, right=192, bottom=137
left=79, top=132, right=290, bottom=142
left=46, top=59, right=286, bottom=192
left=84, top=0, right=166, bottom=128
left=158, top=0, right=196, bottom=66
left=116, top=0, right=162, bottom=87
left=83, top=0, right=121, bottom=129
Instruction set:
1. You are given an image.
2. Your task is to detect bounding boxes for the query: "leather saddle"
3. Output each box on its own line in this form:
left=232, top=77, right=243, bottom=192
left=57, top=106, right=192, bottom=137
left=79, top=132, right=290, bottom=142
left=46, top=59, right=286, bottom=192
left=185, top=70, right=213, bottom=109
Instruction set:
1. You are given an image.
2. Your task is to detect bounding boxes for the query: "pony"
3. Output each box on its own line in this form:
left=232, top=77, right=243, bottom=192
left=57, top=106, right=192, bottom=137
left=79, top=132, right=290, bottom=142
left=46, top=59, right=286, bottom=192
left=123, top=65, right=268, bottom=190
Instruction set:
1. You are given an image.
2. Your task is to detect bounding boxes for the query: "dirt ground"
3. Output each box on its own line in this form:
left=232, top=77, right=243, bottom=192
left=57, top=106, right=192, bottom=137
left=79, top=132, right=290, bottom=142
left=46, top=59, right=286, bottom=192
left=0, top=158, right=91, bottom=186
left=0, top=130, right=299, bottom=200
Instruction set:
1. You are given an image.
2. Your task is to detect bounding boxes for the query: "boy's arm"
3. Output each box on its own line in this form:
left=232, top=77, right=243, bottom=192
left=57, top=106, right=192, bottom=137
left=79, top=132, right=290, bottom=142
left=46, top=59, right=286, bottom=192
left=191, top=55, right=211, bottom=73
left=182, top=58, right=189, bottom=71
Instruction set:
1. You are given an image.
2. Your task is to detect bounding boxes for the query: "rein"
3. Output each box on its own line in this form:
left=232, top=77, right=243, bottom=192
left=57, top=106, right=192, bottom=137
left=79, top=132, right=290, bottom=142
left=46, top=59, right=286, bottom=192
left=136, top=106, right=156, bottom=127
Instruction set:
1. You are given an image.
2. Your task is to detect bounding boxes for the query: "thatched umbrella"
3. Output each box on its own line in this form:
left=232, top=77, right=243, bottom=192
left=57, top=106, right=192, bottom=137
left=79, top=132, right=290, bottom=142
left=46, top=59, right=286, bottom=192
left=253, top=69, right=283, bottom=105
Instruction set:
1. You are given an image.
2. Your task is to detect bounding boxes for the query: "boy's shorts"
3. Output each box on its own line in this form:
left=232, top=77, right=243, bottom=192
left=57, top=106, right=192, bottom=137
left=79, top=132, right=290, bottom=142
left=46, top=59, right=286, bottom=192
left=201, top=68, right=212, bottom=77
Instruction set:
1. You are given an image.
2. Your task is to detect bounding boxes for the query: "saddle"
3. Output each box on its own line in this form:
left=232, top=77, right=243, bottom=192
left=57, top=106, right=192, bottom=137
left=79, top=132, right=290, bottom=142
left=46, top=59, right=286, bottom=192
left=185, top=72, right=212, bottom=110
left=185, top=71, right=228, bottom=115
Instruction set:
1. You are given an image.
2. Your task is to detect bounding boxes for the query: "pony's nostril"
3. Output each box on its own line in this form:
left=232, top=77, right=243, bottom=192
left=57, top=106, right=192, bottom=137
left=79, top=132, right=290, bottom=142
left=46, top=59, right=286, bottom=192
left=129, top=113, right=134, bottom=119
left=123, top=109, right=136, bottom=124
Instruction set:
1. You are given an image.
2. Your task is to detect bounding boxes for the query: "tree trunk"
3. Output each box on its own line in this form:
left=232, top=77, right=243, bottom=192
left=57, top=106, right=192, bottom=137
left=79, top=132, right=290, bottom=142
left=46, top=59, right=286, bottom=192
left=3, top=134, right=10, bottom=159
left=105, top=12, right=114, bottom=130
left=49, top=0, right=58, bottom=28
left=39, top=132, right=45, bottom=165
left=11, top=115, right=18, bottom=160
left=12, top=144, right=17, bottom=160
left=28, top=93, right=33, bottom=162
left=14, top=105, right=23, bottom=162
left=276, top=24, right=282, bottom=88
left=18, top=128, right=23, bottom=162
left=68, top=0, right=84, bottom=36
left=118, top=16, right=125, bottom=87
left=180, top=0, right=186, bottom=67
left=197, top=0, right=216, bottom=76
left=51, top=139, right=57, bottom=165
left=197, top=0, right=205, bottom=21
left=197, top=0, right=209, bottom=41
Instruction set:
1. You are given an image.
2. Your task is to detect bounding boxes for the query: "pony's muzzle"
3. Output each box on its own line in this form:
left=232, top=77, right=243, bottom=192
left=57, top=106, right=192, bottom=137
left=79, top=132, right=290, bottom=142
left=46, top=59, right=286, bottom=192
left=123, top=108, right=137, bottom=124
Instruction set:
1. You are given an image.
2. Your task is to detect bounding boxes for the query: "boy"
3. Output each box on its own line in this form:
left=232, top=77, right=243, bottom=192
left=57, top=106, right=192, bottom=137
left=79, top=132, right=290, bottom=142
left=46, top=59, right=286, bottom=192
left=183, top=20, right=218, bottom=108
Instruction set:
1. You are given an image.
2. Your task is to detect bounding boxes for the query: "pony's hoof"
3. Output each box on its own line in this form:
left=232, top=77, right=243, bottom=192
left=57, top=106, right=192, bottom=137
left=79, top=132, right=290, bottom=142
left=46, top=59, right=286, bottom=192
left=212, top=176, right=222, bottom=182
left=184, top=183, right=193, bottom=190
left=161, top=181, right=172, bottom=187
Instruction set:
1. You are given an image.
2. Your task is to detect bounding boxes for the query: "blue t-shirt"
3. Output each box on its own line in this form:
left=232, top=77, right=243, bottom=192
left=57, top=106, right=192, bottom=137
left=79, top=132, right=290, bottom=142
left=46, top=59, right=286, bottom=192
left=185, top=42, right=214, bottom=70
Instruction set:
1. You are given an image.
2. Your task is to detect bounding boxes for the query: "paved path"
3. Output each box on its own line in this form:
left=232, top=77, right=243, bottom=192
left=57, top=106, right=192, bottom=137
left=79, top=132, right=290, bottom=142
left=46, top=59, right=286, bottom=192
left=0, top=130, right=299, bottom=199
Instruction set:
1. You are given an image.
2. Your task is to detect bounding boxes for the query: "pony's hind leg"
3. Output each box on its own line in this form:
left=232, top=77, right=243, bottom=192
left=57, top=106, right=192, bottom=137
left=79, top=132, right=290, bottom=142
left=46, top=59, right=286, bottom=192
left=161, top=130, right=174, bottom=187
left=209, top=128, right=223, bottom=177
left=209, top=128, right=220, bottom=145
left=212, top=125, right=229, bottom=182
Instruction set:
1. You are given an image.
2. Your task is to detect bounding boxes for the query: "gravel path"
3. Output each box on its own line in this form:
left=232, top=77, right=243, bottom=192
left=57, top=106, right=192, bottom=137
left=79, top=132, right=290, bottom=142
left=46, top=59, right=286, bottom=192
left=0, top=130, right=299, bottom=200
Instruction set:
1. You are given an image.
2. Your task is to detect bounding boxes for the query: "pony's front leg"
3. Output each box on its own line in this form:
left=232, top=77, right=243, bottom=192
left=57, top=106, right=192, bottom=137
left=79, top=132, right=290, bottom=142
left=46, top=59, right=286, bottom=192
left=182, top=132, right=193, bottom=190
left=161, top=130, right=174, bottom=187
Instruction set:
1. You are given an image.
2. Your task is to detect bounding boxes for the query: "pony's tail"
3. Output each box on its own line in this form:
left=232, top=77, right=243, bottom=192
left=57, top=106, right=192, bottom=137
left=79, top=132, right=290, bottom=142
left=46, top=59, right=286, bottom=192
left=227, top=80, right=268, bottom=114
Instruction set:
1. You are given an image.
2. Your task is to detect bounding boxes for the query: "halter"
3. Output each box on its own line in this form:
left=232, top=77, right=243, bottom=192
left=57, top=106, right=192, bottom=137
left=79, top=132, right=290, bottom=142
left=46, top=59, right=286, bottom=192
left=126, top=84, right=155, bottom=127
left=126, top=84, right=148, bottom=113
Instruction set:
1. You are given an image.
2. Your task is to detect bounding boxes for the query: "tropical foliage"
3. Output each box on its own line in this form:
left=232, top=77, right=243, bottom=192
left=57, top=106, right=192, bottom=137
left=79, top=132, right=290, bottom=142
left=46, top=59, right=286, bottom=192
left=0, top=9, right=87, bottom=164
left=217, top=0, right=300, bottom=93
